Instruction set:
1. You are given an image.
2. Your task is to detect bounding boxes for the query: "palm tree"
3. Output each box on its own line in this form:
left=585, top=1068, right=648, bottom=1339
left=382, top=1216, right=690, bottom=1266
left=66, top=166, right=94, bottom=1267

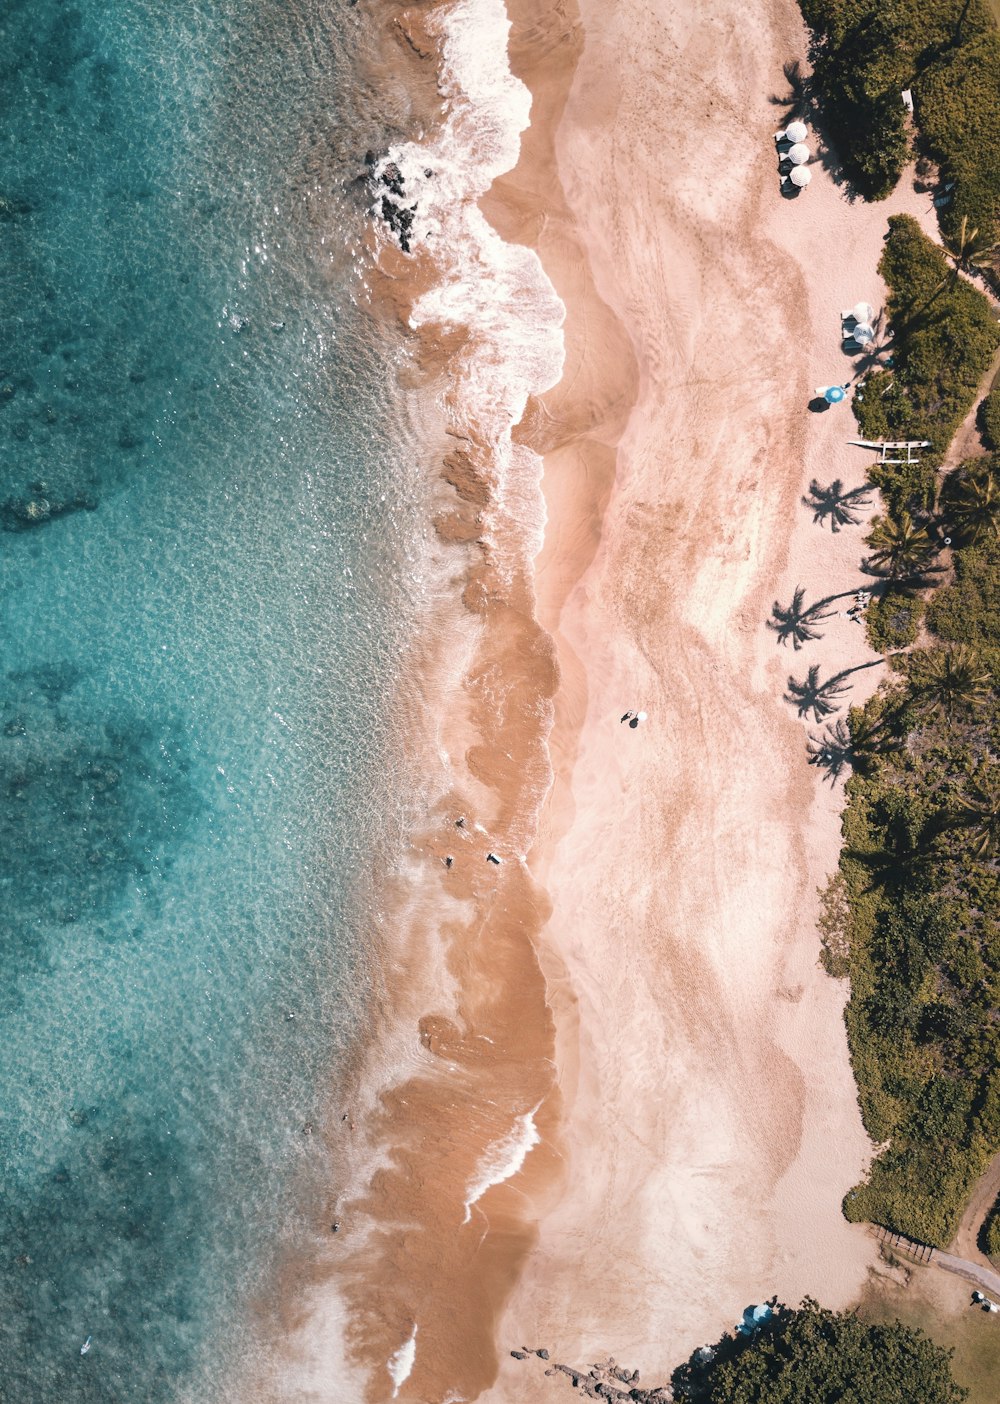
left=768, top=585, right=832, bottom=649
left=950, top=214, right=999, bottom=278
left=864, top=511, right=937, bottom=582
left=785, top=664, right=851, bottom=722
left=891, top=217, right=999, bottom=340
left=953, top=773, right=1000, bottom=858
left=944, top=464, right=1000, bottom=546
left=907, top=645, right=992, bottom=722
left=803, top=479, right=872, bottom=532
left=807, top=709, right=902, bottom=782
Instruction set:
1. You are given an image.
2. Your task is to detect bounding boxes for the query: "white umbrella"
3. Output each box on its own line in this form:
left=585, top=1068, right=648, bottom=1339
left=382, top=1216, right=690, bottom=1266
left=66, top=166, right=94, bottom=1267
left=852, top=322, right=875, bottom=344
left=785, top=120, right=808, bottom=143
left=853, top=300, right=874, bottom=323
left=788, top=143, right=810, bottom=165
left=789, top=165, right=811, bottom=188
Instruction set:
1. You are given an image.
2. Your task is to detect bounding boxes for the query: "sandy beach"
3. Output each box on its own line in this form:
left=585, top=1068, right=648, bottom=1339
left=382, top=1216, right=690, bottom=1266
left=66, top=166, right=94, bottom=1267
left=489, top=0, right=944, bottom=1393
left=263, top=1, right=950, bottom=1400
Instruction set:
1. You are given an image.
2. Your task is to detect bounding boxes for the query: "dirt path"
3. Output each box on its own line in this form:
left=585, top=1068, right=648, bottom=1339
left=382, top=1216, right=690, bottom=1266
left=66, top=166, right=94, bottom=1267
left=951, top=1153, right=1000, bottom=1269
left=941, top=341, right=1000, bottom=472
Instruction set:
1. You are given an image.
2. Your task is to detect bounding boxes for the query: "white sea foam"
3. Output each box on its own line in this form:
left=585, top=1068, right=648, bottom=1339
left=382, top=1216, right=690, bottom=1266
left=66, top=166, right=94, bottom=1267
left=375, top=0, right=566, bottom=575
left=387, top=1323, right=418, bottom=1396
left=463, top=1104, right=542, bottom=1223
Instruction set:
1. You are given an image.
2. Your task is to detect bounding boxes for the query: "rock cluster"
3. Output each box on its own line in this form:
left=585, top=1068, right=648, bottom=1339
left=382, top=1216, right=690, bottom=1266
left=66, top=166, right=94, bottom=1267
left=510, top=1350, right=673, bottom=1402
left=365, top=152, right=418, bottom=253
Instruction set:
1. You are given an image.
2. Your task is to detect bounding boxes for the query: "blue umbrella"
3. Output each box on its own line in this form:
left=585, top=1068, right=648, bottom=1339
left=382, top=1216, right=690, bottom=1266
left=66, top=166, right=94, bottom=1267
left=824, top=385, right=847, bottom=404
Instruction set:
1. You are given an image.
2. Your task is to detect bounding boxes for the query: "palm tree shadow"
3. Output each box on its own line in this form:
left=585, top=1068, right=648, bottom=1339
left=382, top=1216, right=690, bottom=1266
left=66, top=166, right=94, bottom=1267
left=768, top=585, right=835, bottom=649
left=844, top=815, right=942, bottom=896
left=803, top=478, right=873, bottom=531
left=806, top=718, right=854, bottom=783
left=769, top=60, right=812, bottom=120
left=807, top=711, right=901, bottom=784
left=858, top=559, right=946, bottom=590
left=786, top=658, right=885, bottom=722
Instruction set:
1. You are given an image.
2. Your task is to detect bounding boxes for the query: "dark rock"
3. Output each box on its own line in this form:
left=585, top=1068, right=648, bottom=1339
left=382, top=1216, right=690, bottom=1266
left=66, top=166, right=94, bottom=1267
left=510, top=1350, right=527, bottom=1360
left=0, top=488, right=98, bottom=532
left=381, top=162, right=405, bottom=197
left=537, top=1349, right=550, bottom=1360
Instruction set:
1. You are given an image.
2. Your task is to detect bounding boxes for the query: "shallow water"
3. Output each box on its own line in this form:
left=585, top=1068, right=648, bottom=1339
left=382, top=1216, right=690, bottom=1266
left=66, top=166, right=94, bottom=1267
left=0, top=2, right=427, bottom=1397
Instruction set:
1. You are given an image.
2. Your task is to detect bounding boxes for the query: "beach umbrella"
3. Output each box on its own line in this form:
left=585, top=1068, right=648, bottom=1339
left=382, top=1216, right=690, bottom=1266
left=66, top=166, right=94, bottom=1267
left=788, top=143, right=810, bottom=165
left=853, top=300, right=874, bottom=323
left=785, top=120, right=807, bottom=143
left=852, top=322, right=875, bottom=345
left=824, top=384, right=847, bottom=404
left=789, top=165, right=811, bottom=188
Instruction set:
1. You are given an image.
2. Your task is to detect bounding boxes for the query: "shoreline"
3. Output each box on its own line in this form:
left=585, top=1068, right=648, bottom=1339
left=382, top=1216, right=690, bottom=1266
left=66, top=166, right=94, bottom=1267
left=257, top=4, right=586, bottom=1401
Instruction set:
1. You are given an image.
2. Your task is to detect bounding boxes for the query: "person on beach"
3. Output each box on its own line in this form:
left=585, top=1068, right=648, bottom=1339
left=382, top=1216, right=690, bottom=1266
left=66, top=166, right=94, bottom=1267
left=628, top=711, right=648, bottom=729
left=621, top=711, right=634, bottom=723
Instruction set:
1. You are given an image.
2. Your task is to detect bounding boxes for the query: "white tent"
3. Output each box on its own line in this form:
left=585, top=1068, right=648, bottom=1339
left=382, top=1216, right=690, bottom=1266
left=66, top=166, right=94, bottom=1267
left=785, top=120, right=808, bottom=143
left=789, top=165, right=811, bottom=188
left=788, top=142, right=810, bottom=165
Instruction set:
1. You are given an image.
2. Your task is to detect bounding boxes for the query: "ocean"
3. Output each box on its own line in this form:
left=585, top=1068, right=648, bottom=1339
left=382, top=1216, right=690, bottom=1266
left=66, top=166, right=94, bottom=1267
left=0, top=1, right=430, bottom=1397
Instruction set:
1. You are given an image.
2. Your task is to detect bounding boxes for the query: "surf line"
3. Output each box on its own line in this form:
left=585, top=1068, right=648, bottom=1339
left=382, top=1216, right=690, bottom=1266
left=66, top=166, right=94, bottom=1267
left=463, top=1102, right=544, bottom=1224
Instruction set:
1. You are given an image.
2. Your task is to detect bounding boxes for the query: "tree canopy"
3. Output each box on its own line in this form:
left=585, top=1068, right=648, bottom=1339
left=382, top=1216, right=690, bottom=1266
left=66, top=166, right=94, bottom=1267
left=689, top=1300, right=967, bottom=1404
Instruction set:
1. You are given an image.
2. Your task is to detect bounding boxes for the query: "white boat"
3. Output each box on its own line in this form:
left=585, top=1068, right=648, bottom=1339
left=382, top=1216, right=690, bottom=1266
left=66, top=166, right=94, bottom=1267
left=80, top=1336, right=92, bottom=1356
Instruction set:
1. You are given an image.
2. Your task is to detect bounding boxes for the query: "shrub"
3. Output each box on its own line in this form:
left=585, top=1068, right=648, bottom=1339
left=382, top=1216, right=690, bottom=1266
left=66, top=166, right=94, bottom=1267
left=916, top=25, right=1000, bottom=249
left=798, top=0, right=1000, bottom=244
left=831, top=604, right=1000, bottom=1244
left=865, top=590, right=924, bottom=651
left=986, top=1200, right=1000, bottom=1260
left=680, top=1298, right=967, bottom=1404
left=980, top=378, right=1000, bottom=450
left=925, top=535, right=1000, bottom=666
left=854, top=216, right=1000, bottom=470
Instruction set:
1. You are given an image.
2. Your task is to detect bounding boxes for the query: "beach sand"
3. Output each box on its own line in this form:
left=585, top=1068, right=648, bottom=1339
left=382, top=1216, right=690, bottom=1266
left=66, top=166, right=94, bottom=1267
left=261, top=1, right=950, bottom=1400
left=487, top=0, right=943, bottom=1394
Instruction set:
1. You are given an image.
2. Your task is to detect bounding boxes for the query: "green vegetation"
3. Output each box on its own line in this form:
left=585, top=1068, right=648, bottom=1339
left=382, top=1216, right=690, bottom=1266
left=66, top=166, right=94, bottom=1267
left=980, top=377, right=1000, bottom=449
left=798, top=0, right=1000, bottom=247
left=672, top=1299, right=966, bottom=1403
left=985, top=1198, right=1000, bottom=1258
left=853, top=217, right=1000, bottom=474
left=832, top=484, right=1000, bottom=1243
left=864, top=588, right=924, bottom=650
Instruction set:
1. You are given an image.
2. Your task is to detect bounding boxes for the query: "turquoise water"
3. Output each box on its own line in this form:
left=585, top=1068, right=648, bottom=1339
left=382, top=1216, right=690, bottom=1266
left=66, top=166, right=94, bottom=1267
left=0, top=2, right=425, bottom=1397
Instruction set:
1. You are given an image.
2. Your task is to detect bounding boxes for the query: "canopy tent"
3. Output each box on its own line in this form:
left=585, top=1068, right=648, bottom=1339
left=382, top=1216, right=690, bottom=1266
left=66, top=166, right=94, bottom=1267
left=787, top=143, right=810, bottom=165
left=789, top=165, right=811, bottom=188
